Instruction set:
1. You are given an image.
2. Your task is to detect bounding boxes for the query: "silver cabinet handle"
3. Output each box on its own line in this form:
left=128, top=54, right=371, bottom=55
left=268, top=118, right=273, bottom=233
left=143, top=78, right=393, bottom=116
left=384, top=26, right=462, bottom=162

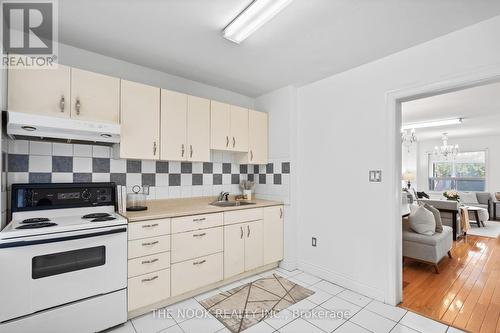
left=75, top=98, right=81, bottom=115
left=250, top=150, right=253, bottom=161
left=193, top=217, right=206, bottom=222
left=226, top=136, right=229, bottom=147
left=142, top=223, right=159, bottom=228
left=142, top=241, right=159, bottom=246
left=141, top=258, right=159, bottom=264
left=181, top=144, right=185, bottom=157
left=153, top=141, right=157, bottom=155
left=190, top=145, right=193, bottom=158
left=233, top=137, right=236, bottom=148
left=240, top=226, right=243, bottom=239
left=193, top=259, right=206, bottom=265
left=280, top=207, right=283, bottom=219
left=141, top=275, right=159, bottom=282
left=247, top=225, right=250, bottom=238
left=59, top=96, right=65, bottom=112
left=193, top=232, right=206, bottom=238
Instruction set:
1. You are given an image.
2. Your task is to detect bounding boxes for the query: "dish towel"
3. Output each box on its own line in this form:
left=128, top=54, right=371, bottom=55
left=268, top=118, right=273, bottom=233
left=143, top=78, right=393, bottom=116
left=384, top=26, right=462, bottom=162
left=459, top=207, right=471, bottom=234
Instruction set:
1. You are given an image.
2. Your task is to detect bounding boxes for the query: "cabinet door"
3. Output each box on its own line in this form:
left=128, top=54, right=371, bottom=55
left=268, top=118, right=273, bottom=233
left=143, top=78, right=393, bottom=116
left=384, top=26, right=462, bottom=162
left=244, top=220, right=263, bottom=271
left=223, top=224, right=245, bottom=279
left=8, top=65, right=71, bottom=117
left=120, top=80, right=160, bottom=160
left=187, top=96, right=210, bottom=162
left=230, top=105, right=249, bottom=152
left=210, top=101, right=231, bottom=150
left=160, top=89, right=187, bottom=161
left=248, top=110, right=268, bottom=164
left=263, top=206, right=284, bottom=265
left=70, top=68, right=120, bottom=123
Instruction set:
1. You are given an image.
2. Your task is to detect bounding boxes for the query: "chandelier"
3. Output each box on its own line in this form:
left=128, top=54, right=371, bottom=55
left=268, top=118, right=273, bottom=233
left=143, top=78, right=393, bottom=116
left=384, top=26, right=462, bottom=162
left=402, top=128, right=417, bottom=152
left=434, top=133, right=459, bottom=158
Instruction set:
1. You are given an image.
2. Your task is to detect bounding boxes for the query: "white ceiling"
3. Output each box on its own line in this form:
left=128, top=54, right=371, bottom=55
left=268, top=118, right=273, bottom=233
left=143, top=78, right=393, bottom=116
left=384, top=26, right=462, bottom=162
left=59, top=0, right=500, bottom=97
left=402, top=81, right=500, bottom=141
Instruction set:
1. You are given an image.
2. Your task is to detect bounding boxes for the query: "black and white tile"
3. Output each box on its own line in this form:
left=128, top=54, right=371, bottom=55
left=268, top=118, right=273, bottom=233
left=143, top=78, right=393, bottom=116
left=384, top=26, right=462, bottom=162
left=5, top=140, right=290, bottom=202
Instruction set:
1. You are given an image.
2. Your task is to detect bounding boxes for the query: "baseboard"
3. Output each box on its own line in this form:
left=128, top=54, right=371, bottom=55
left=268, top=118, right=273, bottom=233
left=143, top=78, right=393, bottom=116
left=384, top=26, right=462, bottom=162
left=298, top=260, right=386, bottom=302
left=279, top=259, right=297, bottom=271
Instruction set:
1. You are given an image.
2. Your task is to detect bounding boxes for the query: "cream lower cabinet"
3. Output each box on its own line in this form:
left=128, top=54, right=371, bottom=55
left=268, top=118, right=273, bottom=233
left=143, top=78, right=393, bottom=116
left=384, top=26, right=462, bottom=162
left=263, top=206, right=284, bottom=265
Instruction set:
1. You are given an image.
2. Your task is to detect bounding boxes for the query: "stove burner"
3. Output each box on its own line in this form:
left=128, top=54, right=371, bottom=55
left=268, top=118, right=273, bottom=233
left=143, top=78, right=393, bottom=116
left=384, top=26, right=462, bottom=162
left=91, top=216, right=117, bottom=222
left=22, top=217, right=50, bottom=224
left=16, top=222, right=57, bottom=229
left=82, top=213, right=111, bottom=219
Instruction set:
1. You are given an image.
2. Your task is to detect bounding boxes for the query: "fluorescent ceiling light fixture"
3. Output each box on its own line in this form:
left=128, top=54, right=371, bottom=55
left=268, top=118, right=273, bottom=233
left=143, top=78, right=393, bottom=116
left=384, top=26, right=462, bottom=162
left=402, top=118, right=463, bottom=130
left=223, top=0, right=294, bottom=44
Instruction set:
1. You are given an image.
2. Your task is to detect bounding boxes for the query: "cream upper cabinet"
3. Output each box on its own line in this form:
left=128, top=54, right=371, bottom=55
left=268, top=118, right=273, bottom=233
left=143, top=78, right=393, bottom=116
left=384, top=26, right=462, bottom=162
left=230, top=105, right=249, bottom=152
left=160, top=89, right=187, bottom=161
left=244, top=220, right=264, bottom=271
left=263, top=206, right=284, bottom=265
left=210, top=101, right=231, bottom=150
left=223, top=223, right=245, bottom=279
left=248, top=110, right=268, bottom=164
left=187, top=96, right=211, bottom=162
left=7, top=65, right=71, bottom=117
left=70, top=68, right=120, bottom=124
left=120, top=80, right=160, bottom=160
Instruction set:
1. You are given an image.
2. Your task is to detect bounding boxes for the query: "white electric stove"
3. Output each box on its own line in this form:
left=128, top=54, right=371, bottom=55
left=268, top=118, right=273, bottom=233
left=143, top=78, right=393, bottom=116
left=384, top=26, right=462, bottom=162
left=0, top=182, right=128, bottom=333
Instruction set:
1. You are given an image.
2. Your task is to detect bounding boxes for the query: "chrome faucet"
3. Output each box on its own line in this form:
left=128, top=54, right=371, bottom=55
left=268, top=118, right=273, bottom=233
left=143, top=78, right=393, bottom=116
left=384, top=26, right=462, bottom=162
left=217, top=191, right=230, bottom=201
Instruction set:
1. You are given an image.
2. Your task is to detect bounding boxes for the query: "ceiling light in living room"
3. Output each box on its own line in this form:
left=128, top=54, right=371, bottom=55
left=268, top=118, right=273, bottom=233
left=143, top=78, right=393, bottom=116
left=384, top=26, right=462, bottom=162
left=434, top=133, right=459, bottom=159
left=402, top=118, right=463, bottom=130
left=222, top=0, right=294, bottom=44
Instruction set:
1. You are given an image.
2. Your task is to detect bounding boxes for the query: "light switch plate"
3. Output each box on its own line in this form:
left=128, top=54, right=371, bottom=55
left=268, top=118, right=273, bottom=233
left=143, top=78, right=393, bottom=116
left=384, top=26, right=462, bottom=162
left=369, top=170, right=382, bottom=182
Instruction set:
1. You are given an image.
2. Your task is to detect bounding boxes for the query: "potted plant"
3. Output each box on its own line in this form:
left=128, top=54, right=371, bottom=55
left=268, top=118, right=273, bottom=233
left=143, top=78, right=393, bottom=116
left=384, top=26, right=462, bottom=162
left=443, top=190, right=460, bottom=201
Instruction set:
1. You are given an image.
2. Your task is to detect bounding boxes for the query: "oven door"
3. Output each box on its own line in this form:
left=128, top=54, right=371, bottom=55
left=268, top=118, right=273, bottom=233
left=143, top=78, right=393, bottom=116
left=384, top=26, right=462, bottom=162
left=0, top=225, right=127, bottom=323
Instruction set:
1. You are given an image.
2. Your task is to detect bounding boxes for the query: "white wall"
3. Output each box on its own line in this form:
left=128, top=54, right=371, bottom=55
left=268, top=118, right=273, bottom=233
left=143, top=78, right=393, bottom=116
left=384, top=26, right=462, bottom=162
left=58, top=43, right=254, bottom=109
left=417, top=135, right=500, bottom=195
left=296, top=15, right=500, bottom=302
left=255, top=86, right=298, bottom=269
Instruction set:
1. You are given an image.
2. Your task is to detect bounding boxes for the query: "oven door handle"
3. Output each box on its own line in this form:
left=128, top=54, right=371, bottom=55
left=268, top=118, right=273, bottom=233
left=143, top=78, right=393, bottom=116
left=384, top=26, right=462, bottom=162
left=0, top=227, right=127, bottom=248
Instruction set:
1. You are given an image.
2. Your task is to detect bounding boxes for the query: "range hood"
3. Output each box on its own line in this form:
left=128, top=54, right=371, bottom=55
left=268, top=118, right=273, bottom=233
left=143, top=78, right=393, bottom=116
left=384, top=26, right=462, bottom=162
left=6, top=111, right=120, bottom=145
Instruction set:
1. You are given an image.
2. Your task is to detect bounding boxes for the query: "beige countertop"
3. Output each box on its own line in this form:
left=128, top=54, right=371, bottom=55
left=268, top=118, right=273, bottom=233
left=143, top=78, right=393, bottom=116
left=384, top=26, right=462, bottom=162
left=124, top=196, right=283, bottom=222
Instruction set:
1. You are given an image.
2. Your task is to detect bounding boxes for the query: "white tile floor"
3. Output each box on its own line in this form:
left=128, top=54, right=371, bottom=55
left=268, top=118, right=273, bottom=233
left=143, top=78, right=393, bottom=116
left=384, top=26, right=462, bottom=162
left=106, top=268, right=465, bottom=333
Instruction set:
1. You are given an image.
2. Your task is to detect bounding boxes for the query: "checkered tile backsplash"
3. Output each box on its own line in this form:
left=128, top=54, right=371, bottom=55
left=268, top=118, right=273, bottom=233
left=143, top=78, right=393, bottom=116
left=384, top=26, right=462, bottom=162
left=4, top=140, right=290, bottom=201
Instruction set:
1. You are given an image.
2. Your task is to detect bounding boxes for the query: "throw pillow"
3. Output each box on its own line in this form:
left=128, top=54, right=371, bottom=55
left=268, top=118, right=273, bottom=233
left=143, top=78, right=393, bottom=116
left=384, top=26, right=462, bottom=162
left=409, top=206, right=436, bottom=236
left=459, top=192, right=479, bottom=204
left=424, top=203, right=443, bottom=233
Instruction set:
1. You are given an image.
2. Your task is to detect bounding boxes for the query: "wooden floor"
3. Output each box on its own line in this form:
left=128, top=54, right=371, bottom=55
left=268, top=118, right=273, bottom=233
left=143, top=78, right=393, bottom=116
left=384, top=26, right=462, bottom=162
left=401, top=234, right=500, bottom=333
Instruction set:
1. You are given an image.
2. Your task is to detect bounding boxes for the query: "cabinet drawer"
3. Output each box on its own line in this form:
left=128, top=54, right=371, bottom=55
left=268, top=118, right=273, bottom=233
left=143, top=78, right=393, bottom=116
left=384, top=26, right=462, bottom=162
left=224, top=208, right=263, bottom=225
left=171, top=252, right=223, bottom=296
left=128, top=268, right=170, bottom=311
left=128, top=235, right=170, bottom=259
left=171, top=227, right=223, bottom=263
left=128, top=219, right=171, bottom=240
left=171, top=213, right=223, bottom=234
left=128, top=252, right=170, bottom=278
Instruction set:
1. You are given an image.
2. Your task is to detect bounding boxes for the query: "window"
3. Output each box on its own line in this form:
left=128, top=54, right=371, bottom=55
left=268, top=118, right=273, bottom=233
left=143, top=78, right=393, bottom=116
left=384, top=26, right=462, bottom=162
left=428, top=151, right=486, bottom=191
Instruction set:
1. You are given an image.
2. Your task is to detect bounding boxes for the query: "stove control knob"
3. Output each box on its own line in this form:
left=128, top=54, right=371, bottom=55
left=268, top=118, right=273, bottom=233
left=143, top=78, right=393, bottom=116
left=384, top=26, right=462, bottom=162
left=81, top=189, right=91, bottom=200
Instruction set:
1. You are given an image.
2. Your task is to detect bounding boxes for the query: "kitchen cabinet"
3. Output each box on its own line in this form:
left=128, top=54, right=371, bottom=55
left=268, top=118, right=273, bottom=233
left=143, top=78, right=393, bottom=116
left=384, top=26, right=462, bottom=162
left=210, top=102, right=248, bottom=152
left=210, top=101, right=231, bottom=150
left=247, top=110, right=268, bottom=164
left=223, top=220, right=263, bottom=279
left=70, top=68, right=120, bottom=124
left=187, top=96, right=211, bottom=161
left=120, top=80, right=160, bottom=160
left=230, top=105, right=249, bottom=152
left=160, top=89, right=187, bottom=161
left=171, top=252, right=223, bottom=296
left=7, top=65, right=71, bottom=117
left=160, top=90, right=210, bottom=162
left=263, top=206, right=284, bottom=265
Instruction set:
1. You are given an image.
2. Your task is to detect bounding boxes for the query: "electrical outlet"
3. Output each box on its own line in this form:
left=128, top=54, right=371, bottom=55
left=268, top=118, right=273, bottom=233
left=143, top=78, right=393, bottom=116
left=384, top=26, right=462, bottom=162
left=312, top=237, right=317, bottom=247
left=369, top=170, right=382, bottom=182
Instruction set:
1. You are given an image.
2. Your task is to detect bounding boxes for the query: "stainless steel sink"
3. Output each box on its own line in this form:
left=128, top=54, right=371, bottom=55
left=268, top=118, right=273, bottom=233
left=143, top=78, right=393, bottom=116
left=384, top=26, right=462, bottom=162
left=210, top=201, right=256, bottom=207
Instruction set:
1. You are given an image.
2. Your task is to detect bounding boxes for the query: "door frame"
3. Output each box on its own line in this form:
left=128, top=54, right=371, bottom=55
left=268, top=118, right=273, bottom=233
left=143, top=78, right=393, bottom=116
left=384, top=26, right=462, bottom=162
left=385, top=65, right=500, bottom=306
